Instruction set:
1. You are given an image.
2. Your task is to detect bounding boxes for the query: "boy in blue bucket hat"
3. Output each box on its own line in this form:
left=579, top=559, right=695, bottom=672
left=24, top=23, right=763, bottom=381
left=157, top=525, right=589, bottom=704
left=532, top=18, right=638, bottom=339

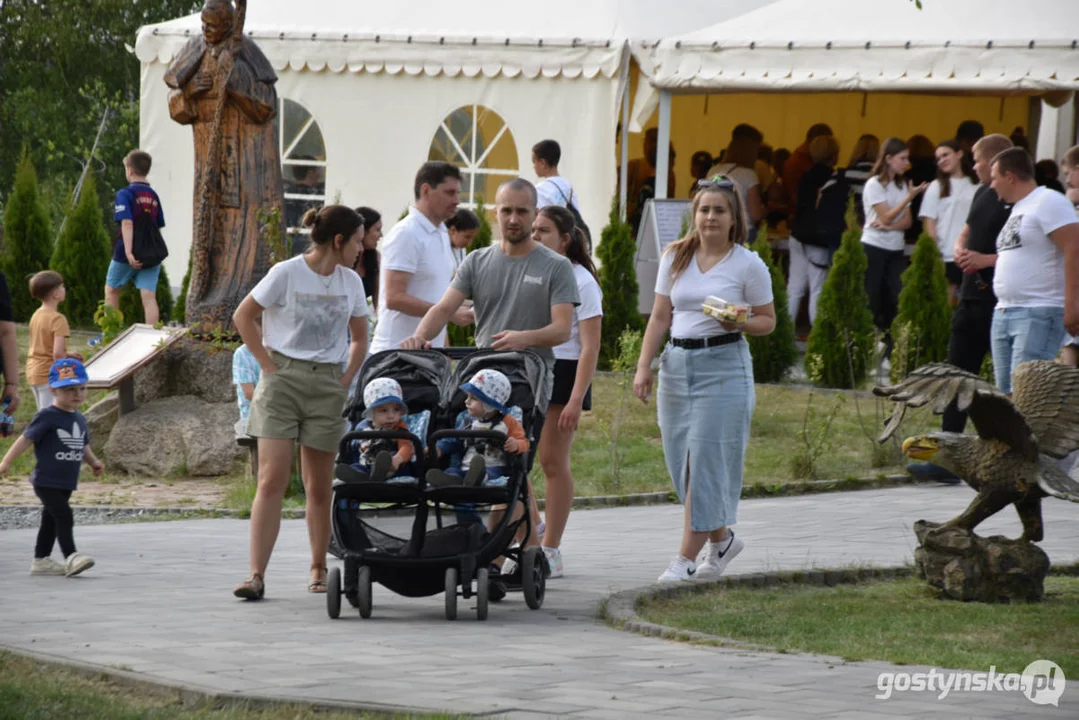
left=0, top=358, right=103, bottom=577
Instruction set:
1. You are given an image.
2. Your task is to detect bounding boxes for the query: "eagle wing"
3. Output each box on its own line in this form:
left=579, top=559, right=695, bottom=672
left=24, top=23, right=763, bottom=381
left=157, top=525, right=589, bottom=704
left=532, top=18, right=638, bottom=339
left=1011, top=361, right=1079, bottom=460
left=873, top=363, right=1038, bottom=460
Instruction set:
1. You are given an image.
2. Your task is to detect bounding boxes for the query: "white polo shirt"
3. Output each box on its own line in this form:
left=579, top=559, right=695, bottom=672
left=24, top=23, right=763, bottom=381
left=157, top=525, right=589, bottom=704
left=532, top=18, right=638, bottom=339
left=370, top=207, right=455, bottom=352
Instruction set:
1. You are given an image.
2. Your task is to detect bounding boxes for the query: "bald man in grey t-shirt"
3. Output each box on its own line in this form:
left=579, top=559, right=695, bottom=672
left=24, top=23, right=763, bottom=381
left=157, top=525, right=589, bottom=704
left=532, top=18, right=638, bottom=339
left=401, top=178, right=580, bottom=387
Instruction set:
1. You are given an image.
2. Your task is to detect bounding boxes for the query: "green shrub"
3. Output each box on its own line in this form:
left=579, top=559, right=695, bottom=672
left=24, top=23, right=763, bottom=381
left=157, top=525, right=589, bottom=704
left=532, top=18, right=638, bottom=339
left=1, top=149, right=53, bottom=321
left=172, top=247, right=191, bottom=324
left=50, top=172, right=111, bottom=327
left=805, top=223, right=875, bottom=389
left=889, top=232, right=951, bottom=381
left=747, top=225, right=797, bottom=383
left=597, top=195, right=642, bottom=369
left=447, top=195, right=493, bottom=347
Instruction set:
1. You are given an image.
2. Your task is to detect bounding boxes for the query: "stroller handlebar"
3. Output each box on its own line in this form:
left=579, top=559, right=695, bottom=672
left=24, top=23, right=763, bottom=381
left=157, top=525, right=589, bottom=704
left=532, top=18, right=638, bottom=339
left=338, top=430, right=426, bottom=462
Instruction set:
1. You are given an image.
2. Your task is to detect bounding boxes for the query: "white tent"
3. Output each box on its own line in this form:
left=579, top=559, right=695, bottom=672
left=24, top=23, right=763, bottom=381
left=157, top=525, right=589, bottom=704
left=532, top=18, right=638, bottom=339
left=134, top=0, right=776, bottom=286
left=639, top=0, right=1079, bottom=198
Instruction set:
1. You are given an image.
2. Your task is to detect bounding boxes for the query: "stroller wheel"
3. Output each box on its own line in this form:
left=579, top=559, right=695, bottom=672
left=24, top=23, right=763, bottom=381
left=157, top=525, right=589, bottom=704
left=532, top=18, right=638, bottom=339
left=444, top=567, right=458, bottom=621
left=475, top=567, right=489, bottom=621
left=521, top=547, right=546, bottom=610
left=327, top=567, right=342, bottom=619
left=357, top=565, right=373, bottom=619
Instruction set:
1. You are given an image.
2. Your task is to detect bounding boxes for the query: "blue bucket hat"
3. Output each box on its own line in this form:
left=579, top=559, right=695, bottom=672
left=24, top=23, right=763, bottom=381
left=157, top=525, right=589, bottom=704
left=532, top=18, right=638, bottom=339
left=49, top=358, right=88, bottom=389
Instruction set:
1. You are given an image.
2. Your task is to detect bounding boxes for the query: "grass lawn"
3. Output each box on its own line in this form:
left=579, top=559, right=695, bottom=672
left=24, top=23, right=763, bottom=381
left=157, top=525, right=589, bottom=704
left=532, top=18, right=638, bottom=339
left=0, top=325, right=937, bottom=510
left=0, top=651, right=460, bottom=720
left=637, top=576, right=1079, bottom=675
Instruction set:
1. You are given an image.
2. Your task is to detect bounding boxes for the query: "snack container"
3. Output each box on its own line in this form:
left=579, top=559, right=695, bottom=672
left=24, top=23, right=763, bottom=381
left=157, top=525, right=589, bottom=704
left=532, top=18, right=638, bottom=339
left=702, top=296, right=749, bottom=324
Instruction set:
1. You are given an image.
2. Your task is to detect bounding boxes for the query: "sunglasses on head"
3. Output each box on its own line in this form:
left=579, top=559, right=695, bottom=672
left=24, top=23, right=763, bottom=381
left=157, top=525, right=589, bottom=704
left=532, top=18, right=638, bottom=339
left=696, top=175, right=736, bottom=190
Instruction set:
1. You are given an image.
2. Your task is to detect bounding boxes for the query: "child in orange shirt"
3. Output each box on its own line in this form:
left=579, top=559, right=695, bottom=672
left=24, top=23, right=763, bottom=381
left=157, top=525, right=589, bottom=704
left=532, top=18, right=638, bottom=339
left=26, top=272, right=82, bottom=411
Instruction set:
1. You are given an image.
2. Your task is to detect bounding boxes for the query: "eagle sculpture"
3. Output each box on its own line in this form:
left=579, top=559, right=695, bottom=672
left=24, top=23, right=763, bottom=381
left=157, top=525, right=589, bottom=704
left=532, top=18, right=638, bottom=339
left=874, top=361, right=1079, bottom=542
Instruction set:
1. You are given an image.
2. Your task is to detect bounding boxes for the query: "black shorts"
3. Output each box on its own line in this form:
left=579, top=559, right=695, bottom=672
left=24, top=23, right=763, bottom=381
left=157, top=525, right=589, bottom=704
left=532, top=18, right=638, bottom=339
left=550, top=359, right=593, bottom=410
left=944, top=261, right=964, bottom=287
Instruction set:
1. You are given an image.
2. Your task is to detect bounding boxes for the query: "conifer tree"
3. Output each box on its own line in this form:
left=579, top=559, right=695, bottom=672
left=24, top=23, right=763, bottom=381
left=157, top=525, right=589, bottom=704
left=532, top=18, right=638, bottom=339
left=172, top=249, right=191, bottom=323
left=1, top=150, right=53, bottom=321
left=889, top=232, right=951, bottom=381
left=597, top=195, right=642, bottom=369
left=747, top=225, right=797, bottom=383
left=50, top=172, right=111, bottom=326
left=804, top=223, right=875, bottom=389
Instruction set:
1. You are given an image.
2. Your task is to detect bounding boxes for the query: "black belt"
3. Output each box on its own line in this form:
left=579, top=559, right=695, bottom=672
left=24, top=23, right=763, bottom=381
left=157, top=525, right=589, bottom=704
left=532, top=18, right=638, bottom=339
left=671, top=333, right=742, bottom=349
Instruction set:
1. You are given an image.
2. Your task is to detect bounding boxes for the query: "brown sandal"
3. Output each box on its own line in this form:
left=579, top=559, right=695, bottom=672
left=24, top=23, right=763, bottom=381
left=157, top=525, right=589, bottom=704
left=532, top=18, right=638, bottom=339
left=233, top=572, right=265, bottom=600
left=308, top=564, right=328, bottom=594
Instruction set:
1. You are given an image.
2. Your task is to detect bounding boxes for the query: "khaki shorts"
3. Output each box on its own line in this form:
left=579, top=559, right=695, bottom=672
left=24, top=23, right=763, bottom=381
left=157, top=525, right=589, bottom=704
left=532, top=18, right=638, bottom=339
left=246, top=351, right=349, bottom=454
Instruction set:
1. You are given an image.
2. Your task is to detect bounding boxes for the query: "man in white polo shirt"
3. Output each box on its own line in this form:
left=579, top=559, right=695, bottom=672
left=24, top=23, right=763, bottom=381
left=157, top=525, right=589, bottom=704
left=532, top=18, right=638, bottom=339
left=989, top=147, right=1079, bottom=392
left=370, top=162, right=474, bottom=353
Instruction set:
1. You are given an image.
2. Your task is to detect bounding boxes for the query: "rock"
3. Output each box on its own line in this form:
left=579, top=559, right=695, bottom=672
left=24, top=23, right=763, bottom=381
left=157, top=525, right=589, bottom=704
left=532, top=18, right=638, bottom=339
left=134, top=339, right=236, bottom=405
left=85, top=391, right=120, bottom=455
left=105, top=395, right=243, bottom=477
left=913, top=520, right=1050, bottom=603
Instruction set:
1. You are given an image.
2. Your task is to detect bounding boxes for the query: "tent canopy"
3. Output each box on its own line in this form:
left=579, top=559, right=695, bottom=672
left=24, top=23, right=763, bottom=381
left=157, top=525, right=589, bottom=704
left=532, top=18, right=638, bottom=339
left=650, top=0, right=1079, bottom=93
left=135, top=0, right=776, bottom=80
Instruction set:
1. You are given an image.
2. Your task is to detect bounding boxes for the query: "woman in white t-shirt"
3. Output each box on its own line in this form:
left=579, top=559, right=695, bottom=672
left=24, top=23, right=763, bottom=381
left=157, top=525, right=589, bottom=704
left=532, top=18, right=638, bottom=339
left=633, top=179, right=776, bottom=584
left=918, top=139, right=978, bottom=304
left=531, top=205, right=603, bottom=578
left=862, top=138, right=928, bottom=340
left=232, top=205, right=369, bottom=601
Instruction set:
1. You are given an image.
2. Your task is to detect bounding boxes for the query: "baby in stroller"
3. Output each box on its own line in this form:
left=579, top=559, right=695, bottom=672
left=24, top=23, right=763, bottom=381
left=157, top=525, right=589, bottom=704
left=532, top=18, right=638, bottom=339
left=350, top=377, right=416, bottom=482
left=428, top=369, right=529, bottom=488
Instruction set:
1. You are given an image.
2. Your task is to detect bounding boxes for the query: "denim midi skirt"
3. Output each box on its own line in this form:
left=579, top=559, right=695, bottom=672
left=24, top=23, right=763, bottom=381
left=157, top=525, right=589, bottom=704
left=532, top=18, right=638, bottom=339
left=656, top=339, right=754, bottom=532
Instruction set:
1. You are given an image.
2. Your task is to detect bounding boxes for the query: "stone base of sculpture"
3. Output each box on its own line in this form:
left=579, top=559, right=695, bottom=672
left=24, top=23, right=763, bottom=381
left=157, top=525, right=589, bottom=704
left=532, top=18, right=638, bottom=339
left=913, top=520, right=1050, bottom=603
left=86, top=339, right=244, bottom=476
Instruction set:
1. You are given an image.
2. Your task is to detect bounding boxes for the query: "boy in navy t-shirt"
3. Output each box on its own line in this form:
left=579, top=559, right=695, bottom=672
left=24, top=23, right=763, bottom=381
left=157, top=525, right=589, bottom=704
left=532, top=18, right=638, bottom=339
left=104, top=149, right=166, bottom=325
left=0, top=358, right=103, bottom=576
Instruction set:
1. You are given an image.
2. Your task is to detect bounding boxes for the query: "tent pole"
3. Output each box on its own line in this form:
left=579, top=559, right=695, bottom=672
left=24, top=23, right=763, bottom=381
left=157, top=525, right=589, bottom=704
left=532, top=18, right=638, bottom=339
left=620, top=76, right=630, bottom=221
left=655, top=90, right=671, bottom=200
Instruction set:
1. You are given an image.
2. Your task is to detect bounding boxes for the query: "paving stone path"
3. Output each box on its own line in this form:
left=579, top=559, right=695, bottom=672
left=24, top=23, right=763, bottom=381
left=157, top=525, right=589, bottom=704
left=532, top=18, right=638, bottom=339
left=1, top=485, right=1075, bottom=718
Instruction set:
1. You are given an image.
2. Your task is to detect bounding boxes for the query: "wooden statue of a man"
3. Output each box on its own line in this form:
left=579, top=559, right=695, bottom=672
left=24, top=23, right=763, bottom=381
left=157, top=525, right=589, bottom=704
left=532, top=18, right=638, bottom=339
left=164, top=0, right=282, bottom=330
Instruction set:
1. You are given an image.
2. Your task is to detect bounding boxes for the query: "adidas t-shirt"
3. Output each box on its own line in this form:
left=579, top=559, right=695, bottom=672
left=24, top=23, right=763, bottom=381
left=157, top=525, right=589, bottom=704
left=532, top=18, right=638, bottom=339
left=24, top=406, right=89, bottom=490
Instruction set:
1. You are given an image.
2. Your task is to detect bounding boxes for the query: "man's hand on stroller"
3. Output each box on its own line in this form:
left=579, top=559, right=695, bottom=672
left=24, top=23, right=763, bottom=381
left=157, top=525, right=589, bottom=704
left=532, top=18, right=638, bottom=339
left=400, top=334, right=432, bottom=351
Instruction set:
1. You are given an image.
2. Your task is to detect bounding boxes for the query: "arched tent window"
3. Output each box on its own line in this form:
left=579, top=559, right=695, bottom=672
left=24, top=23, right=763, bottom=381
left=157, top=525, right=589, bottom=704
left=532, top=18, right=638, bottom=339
left=428, top=105, right=518, bottom=209
left=277, top=98, right=326, bottom=252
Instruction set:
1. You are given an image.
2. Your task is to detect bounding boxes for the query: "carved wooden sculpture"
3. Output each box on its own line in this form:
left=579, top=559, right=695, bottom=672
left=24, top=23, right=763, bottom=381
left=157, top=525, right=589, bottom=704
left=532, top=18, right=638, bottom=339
left=165, top=0, right=283, bottom=330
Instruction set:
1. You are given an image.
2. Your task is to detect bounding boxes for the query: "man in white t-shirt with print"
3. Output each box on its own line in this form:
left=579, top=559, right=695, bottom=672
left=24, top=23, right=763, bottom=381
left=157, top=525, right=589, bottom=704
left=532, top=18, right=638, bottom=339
left=532, top=139, right=581, bottom=211
left=370, top=162, right=474, bottom=353
left=989, top=147, right=1079, bottom=392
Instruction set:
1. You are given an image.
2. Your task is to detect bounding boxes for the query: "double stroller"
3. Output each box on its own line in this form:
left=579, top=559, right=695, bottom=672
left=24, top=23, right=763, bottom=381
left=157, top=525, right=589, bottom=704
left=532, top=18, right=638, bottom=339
left=326, top=348, right=550, bottom=621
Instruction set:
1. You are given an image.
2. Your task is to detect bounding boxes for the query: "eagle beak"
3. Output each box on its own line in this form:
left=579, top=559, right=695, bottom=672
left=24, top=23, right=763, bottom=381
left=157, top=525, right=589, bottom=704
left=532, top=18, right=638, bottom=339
left=902, top=436, right=939, bottom=460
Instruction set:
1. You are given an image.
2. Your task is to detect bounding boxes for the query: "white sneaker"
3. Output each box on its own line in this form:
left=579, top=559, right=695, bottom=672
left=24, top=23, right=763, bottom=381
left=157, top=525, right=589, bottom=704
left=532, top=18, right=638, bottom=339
left=64, top=553, right=95, bottom=577
left=657, top=556, right=696, bottom=584
left=29, top=557, right=66, bottom=576
left=695, top=533, right=744, bottom=580
left=542, top=546, right=563, bottom=578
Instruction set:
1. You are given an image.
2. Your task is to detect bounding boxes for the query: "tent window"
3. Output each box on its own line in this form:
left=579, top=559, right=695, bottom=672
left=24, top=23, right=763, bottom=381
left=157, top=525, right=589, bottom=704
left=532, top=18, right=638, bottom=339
left=278, top=98, right=327, bottom=246
left=428, top=105, right=518, bottom=209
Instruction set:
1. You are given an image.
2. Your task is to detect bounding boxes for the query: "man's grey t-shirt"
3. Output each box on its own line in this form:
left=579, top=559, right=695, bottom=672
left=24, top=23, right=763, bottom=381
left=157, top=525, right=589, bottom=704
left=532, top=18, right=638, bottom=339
left=451, top=242, right=580, bottom=366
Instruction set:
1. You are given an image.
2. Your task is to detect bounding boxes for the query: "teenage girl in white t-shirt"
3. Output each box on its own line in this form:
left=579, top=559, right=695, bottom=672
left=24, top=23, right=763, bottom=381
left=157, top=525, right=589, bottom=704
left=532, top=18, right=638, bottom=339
left=232, top=205, right=370, bottom=601
left=918, top=139, right=977, bottom=304
left=862, top=138, right=927, bottom=341
left=531, top=205, right=603, bottom=578
left=633, top=179, right=776, bottom=584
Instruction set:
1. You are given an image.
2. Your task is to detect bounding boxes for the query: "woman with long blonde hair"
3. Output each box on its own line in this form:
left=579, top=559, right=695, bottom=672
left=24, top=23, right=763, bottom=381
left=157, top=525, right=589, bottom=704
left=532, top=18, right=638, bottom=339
left=633, top=178, right=776, bottom=583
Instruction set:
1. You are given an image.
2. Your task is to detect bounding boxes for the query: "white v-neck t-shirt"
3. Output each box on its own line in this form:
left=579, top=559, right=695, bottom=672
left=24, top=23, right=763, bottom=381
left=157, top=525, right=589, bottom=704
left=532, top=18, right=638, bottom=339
left=655, top=244, right=772, bottom=339
left=251, top=255, right=369, bottom=364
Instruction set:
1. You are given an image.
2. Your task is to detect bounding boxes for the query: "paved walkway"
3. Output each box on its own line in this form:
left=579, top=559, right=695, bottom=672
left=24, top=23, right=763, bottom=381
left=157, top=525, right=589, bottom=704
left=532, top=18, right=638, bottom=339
left=1, top=486, right=1076, bottom=719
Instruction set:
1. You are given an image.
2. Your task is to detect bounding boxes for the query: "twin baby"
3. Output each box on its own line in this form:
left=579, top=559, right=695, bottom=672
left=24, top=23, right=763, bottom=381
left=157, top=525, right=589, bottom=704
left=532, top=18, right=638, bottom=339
left=353, top=368, right=528, bottom=486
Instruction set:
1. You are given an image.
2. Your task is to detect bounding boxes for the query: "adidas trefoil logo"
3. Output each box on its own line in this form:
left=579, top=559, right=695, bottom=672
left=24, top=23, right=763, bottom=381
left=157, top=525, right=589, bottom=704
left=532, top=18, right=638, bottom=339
left=57, top=424, right=85, bottom=451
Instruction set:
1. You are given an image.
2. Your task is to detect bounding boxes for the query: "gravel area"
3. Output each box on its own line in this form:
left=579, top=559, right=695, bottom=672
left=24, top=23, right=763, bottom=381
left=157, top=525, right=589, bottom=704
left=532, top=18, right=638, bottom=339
left=0, top=506, right=239, bottom=530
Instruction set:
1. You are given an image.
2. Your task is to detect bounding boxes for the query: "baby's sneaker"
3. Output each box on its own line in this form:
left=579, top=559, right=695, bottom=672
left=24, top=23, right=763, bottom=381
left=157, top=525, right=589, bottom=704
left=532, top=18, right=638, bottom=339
left=694, top=533, right=744, bottom=580
left=29, top=557, right=66, bottom=576
left=64, top=553, right=95, bottom=577
left=657, top=556, right=695, bottom=584
left=541, top=546, right=563, bottom=578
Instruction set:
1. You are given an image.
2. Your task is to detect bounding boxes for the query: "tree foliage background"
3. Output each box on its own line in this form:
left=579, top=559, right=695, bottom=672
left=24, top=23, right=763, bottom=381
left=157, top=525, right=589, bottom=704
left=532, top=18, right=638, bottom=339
left=0, top=1, right=201, bottom=223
